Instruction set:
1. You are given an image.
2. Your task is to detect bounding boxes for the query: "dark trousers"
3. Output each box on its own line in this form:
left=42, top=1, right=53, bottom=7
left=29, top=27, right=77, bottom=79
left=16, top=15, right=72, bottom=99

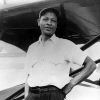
left=25, top=85, right=66, bottom=100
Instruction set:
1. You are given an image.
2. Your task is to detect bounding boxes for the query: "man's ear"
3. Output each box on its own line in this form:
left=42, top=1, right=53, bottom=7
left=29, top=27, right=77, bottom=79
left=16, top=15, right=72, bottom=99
left=37, top=18, right=40, bottom=26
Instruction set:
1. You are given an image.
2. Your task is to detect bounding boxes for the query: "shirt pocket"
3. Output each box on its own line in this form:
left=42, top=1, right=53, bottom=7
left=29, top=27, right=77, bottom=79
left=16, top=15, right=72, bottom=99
left=49, top=56, right=71, bottom=75
left=49, top=56, right=67, bottom=66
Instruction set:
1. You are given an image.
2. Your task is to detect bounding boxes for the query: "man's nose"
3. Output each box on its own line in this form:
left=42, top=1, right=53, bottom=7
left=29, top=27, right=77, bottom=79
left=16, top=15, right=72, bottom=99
left=47, top=20, right=52, bottom=25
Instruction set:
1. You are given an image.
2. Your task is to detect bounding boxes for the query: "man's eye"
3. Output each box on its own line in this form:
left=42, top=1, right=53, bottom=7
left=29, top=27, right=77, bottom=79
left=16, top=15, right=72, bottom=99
left=43, top=18, right=48, bottom=21
left=52, top=20, right=57, bottom=22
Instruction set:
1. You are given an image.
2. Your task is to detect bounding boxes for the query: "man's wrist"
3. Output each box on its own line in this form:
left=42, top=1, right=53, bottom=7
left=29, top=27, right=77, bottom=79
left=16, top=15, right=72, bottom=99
left=69, top=79, right=77, bottom=88
left=61, top=82, right=75, bottom=97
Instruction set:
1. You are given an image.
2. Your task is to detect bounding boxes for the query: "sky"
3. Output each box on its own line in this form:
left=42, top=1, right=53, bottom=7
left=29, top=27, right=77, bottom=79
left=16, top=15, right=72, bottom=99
left=0, top=0, right=46, bottom=9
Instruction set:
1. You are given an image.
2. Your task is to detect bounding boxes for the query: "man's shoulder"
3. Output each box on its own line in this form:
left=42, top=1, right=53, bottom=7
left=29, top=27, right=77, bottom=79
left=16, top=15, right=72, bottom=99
left=30, top=41, right=38, bottom=47
left=28, top=41, right=39, bottom=50
left=58, top=37, right=76, bottom=46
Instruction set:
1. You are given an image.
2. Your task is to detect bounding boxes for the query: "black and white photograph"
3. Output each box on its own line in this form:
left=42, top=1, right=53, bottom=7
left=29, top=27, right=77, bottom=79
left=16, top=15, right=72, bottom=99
left=0, top=0, right=100, bottom=100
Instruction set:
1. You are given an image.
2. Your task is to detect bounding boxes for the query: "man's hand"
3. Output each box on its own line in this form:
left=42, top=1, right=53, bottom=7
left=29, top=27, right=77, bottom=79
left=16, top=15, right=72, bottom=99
left=62, top=83, right=74, bottom=96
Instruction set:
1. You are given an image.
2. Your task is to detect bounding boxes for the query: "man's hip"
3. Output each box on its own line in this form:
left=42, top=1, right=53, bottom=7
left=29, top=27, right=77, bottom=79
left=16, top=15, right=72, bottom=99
left=25, top=85, right=66, bottom=100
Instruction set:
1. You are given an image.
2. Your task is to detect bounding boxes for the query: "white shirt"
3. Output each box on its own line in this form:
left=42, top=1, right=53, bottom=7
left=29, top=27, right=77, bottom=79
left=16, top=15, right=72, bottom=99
left=25, top=35, right=87, bottom=89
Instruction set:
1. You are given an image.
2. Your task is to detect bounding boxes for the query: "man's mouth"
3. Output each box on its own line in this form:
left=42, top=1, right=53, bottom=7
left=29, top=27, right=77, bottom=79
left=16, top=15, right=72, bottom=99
left=45, top=27, right=52, bottom=31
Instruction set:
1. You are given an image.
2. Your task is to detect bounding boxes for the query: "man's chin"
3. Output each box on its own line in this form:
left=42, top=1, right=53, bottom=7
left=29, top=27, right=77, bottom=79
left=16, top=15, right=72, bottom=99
left=45, top=32, right=54, bottom=37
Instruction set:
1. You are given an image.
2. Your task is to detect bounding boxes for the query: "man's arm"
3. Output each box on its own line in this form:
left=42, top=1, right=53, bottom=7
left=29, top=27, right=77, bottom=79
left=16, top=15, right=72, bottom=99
left=62, top=56, right=96, bottom=95
left=25, top=81, right=29, bottom=98
left=24, top=74, right=29, bottom=99
left=24, top=66, right=29, bottom=98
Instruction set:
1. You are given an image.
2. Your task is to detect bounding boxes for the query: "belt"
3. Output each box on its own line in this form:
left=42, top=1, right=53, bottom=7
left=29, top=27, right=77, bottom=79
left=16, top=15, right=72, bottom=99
left=29, top=85, right=65, bottom=96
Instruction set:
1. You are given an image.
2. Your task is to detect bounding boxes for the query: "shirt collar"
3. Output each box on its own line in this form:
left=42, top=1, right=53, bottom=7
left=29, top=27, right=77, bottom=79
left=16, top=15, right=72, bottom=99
left=38, top=34, right=58, bottom=44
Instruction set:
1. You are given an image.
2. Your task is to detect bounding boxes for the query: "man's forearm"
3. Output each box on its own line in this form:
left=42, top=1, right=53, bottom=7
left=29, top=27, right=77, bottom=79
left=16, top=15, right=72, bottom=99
left=69, top=56, right=96, bottom=87
left=62, top=56, right=96, bottom=96
left=25, top=82, right=29, bottom=98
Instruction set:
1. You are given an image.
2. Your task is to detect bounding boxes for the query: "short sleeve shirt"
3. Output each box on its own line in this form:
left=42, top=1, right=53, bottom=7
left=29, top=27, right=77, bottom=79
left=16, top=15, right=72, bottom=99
left=25, top=35, right=87, bottom=88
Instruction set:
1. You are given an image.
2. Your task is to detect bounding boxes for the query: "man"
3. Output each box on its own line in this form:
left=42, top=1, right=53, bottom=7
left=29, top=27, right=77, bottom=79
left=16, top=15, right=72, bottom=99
left=25, top=7, right=96, bottom=100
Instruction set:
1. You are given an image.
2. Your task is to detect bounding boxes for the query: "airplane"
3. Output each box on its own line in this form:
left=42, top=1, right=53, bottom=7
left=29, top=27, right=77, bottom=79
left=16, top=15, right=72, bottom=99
left=0, top=0, right=100, bottom=100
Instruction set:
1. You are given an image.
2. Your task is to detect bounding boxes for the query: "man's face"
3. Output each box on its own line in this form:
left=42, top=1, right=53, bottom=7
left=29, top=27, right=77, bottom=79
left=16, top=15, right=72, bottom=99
left=38, top=12, right=57, bottom=36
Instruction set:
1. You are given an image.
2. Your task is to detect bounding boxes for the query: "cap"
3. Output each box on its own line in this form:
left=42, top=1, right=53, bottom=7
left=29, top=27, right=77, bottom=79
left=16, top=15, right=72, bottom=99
left=39, top=7, right=60, bottom=20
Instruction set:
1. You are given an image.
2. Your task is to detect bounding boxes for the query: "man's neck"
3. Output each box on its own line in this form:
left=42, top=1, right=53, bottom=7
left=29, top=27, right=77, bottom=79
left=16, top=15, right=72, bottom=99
left=41, top=34, right=52, bottom=43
